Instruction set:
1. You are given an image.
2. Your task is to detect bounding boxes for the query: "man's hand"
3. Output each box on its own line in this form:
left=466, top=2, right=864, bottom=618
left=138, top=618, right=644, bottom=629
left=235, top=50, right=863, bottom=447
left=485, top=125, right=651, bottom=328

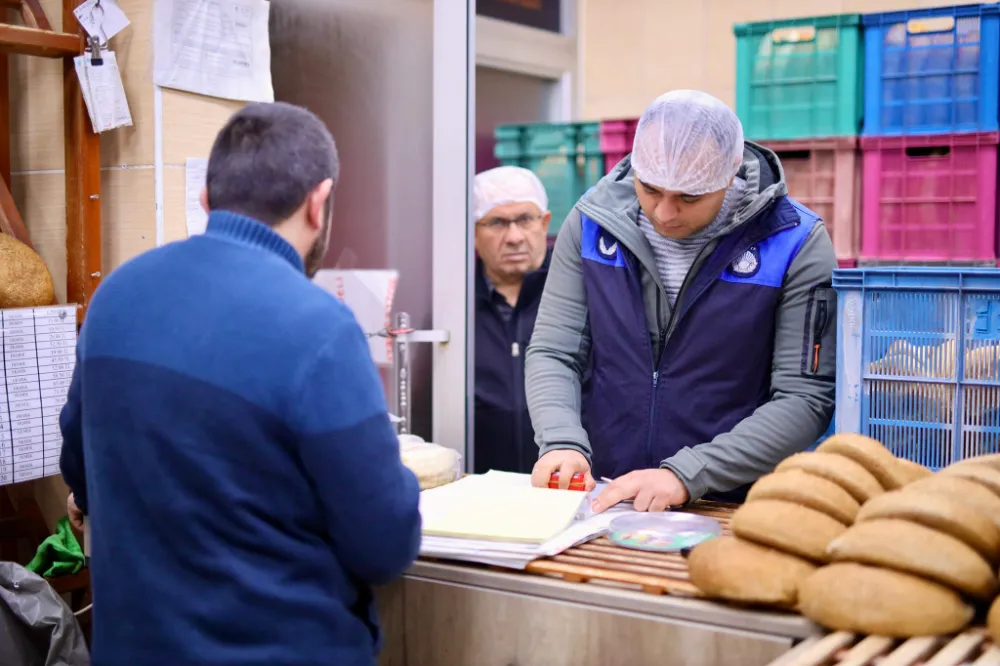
left=531, top=449, right=596, bottom=491
left=592, top=468, right=690, bottom=513
left=67, top=493, right=85, bottom=531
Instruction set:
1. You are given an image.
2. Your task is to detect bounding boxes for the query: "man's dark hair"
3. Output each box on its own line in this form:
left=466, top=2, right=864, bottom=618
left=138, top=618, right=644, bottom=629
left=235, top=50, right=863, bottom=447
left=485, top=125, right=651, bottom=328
left=206, top=102, right=339, bottom=226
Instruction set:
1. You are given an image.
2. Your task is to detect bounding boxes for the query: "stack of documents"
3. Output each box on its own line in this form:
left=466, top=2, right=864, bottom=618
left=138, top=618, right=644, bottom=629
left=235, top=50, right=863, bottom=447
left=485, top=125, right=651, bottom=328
left=418, top=471, right=634, bottom=569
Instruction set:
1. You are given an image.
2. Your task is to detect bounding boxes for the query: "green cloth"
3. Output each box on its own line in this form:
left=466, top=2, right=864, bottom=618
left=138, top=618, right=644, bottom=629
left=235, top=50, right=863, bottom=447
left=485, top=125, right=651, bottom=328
left=26, top=516, right=85, bottom=578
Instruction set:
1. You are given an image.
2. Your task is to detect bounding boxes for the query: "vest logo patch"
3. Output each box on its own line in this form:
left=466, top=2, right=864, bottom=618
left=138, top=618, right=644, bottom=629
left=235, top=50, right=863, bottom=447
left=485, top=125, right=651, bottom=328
left=730, top=246, right=761, bottom=278
left=598, top=235, right=619, bottom=258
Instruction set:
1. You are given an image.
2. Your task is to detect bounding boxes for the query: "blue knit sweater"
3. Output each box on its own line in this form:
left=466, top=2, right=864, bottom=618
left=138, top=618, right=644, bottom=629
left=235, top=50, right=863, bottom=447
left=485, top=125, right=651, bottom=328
left=59, top=211, right=422, bottom=666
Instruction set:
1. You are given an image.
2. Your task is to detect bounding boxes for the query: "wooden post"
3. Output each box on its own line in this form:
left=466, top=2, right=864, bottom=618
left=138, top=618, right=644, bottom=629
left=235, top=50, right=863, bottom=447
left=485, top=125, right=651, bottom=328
left=61, top=0, right=100, bottom=323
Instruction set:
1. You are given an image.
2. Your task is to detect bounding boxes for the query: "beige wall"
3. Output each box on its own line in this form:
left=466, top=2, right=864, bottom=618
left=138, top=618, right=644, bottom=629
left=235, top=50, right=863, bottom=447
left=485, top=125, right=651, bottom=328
left=579, top=0, right=955, bottom=120
left=8, top=0, right=243, bottom=527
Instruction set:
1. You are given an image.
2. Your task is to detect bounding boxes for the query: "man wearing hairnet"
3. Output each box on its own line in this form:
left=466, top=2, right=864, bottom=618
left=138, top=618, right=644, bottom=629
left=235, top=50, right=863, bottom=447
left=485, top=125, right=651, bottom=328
left=526, top=90, right=837, bottom=511
left=473, top=166, right=552, bottom=474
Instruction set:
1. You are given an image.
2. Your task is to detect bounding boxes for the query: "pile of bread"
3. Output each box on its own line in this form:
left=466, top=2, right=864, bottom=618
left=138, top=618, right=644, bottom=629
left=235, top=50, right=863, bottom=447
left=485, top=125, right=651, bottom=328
left=398, top=433, right=462, bottom=490
left=0, top=232, right=55, bottom=308
left=688, top=433, right=1000, bottom=639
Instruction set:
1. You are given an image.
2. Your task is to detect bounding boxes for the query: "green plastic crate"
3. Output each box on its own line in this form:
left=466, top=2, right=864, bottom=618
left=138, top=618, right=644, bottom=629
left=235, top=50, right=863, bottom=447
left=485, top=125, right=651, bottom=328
left=493, top=122, right=603, bottom=236
left=734, top=14, right=863, bottom=140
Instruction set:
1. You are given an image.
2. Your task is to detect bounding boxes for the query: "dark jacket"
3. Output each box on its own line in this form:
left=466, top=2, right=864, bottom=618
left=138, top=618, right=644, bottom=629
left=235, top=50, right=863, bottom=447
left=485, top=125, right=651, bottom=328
left=474, top=252, right=550, bottom=474
left=526, top=146, right=838, bottom=502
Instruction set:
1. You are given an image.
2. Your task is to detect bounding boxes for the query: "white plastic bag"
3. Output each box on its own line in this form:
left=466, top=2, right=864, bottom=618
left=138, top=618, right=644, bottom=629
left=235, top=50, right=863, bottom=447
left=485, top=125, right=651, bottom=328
left=398, top=434, right=462, bottom=490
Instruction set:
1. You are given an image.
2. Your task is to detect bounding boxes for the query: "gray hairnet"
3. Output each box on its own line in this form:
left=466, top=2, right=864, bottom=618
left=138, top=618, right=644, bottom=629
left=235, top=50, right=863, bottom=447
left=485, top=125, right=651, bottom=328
left=631, top=90, right=744, bottom=195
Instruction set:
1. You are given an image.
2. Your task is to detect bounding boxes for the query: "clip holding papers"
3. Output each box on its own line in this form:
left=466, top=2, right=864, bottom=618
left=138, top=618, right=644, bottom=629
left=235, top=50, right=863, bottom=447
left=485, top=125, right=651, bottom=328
left=86, top=34, right=103, bottom=66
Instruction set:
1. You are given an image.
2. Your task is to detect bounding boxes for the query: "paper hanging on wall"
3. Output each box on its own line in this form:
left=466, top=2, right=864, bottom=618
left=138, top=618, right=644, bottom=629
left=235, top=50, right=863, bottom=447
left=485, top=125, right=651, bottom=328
left=312, top=270, right=399, bottom=366
left=73, top=0, right=131, bottom=42
left=74, top=52, right=133, bottom=134
left=184, top=158, right=209, bottom=237
left=152, top=0, right=274, bottom=103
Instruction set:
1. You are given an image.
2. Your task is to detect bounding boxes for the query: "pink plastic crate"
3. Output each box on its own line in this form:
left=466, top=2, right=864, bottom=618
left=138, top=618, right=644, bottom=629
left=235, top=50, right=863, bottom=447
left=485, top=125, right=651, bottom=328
left=600, top=119, right=638, bottom=173
left=761, top=137, right=861, bottom=265
left=838, top=258, right=857, bottom=268
left=860, top=132, right=999, bottom=262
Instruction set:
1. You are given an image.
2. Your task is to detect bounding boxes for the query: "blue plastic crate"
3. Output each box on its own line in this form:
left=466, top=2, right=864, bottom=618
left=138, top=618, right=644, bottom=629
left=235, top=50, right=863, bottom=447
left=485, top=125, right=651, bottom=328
left=834, top=267, right=1000, bottom=468
left=862, top=4, right=1000, bottom=136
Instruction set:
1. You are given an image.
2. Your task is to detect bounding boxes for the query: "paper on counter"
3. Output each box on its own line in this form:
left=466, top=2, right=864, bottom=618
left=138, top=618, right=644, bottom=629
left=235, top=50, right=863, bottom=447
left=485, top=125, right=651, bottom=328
left=184, top=158, right=209, bottom=237
left=312, top=270, right=398, bottom=366
left=153, top=0, right=274, bottom=103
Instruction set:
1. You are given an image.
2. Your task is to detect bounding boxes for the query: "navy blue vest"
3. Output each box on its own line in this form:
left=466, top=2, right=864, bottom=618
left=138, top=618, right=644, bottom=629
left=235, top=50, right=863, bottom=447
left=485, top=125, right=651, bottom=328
left=580, top=197, right=819, bottom=481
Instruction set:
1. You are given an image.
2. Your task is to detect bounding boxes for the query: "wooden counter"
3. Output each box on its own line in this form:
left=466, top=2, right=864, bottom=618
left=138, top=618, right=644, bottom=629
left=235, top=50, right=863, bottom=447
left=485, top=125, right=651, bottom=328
left=377, top=550, right=820, bottom=666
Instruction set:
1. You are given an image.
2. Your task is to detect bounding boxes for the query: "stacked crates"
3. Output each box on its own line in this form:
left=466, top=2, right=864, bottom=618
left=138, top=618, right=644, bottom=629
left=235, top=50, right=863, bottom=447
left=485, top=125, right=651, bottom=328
left=833, top=267, right=1000, bottom=467
left=734, top=14, right=864, bottom=267
left=493, top=122, right=603, bottom=237
left=859, top=5, right=1000, bottom=265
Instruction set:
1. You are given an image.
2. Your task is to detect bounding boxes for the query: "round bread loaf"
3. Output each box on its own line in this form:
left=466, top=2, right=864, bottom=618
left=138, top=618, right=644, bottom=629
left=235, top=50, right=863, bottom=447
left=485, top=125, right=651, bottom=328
left=989, top=597, right=1000, bottom=646
left=856, top=489, right=1000, bottom=564
left=950, top=454, right=1000, bottom=472
left=747, top=470, right=859, bottom=525
left=687, top=536, right=816, bottom=608
left=894, top=457, right=932, bottom=485
left=827, top=519, right=997, bottom=599
left=0, top=233, right=54, bottom=308
left=798, top=563, right=974, bottom=637
left=775, top=452, right=883, bottom=503
left=731, top=499, right=847, bottom=563
left=904, top=476, right=1000, bottom=531
left=816, top=434, right=905, bottom=490
left=940, top=463, right=1000, bottom=497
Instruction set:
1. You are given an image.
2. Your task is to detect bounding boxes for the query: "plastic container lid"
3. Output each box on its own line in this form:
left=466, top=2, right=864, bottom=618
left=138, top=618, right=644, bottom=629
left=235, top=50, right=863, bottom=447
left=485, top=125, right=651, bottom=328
left=607, top=513, right=722, bottom=552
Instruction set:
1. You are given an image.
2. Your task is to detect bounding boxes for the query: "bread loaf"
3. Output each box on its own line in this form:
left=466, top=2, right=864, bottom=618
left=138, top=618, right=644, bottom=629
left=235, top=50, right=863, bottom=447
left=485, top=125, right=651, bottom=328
left=904, top=476, right=1000, bottom=531
left=949, top=454, right=1000, bottom=472
left=816, top=434, right=905, bottom=490
left=826, top=519, right=997, bottom=599
left=775, top=452, right=883, bottom=503
left=0, top=233, right=54, bottom=308
left=940, top=463, right=1000, bottom=497
left=746, top=470, right=859, bottom=525
left=798, top=563, right=974, bottom=637
left=731, top=500, right=846, bottom=563
left=893, top=457, right=932, bottom=485
left=856, top=489, right=1000, bottom=564
left=989, top=596, right=1000, bottom=645
left=687, top=536, right=816, bottom=608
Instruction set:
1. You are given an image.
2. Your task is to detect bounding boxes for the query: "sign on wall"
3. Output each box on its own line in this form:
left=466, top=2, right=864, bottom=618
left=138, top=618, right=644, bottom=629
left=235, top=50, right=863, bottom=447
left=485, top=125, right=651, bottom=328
left=477, top=0, right=560, bottom=34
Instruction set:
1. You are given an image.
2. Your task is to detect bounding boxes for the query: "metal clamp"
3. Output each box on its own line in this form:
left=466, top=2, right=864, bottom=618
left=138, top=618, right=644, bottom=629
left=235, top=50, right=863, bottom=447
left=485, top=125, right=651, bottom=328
left=387, top=312, right=449, bottom=434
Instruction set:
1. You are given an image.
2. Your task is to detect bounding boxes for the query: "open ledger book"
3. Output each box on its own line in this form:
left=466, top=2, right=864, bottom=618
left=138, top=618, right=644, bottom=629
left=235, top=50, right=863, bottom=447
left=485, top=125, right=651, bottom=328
left=418, top=471, right=635, bottom=569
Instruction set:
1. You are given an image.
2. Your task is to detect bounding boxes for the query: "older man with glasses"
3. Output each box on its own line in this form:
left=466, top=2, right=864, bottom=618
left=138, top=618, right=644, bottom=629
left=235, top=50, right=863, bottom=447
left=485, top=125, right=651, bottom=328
left=473, top=166, right=552, bottom=474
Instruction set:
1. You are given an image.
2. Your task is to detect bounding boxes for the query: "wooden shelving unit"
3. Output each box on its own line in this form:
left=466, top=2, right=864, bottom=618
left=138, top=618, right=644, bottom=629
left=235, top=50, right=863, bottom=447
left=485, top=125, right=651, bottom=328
left=0, top=0, right=101, bottom=322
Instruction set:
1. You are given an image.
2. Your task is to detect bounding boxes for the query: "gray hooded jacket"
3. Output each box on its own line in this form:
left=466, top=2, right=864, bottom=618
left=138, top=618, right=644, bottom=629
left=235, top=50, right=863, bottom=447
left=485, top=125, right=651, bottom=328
left=525, top=144, right=838, bottom=500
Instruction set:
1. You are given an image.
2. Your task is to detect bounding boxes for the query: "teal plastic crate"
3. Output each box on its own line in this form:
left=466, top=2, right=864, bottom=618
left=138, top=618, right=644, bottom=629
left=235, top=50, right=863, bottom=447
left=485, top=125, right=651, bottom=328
left=735, top=14, right=863, bottom=140
left=493, top=122, right=603, bottom=236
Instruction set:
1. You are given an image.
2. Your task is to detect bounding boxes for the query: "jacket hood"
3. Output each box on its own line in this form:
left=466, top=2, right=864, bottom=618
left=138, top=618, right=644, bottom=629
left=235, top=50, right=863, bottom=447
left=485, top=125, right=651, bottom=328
left=574, top=141, right=788, bottom=270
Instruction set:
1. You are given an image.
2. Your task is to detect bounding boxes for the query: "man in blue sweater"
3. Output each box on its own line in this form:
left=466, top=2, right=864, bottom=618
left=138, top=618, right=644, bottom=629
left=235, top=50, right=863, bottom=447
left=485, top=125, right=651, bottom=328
left=59, top=102, right=422, bottom=666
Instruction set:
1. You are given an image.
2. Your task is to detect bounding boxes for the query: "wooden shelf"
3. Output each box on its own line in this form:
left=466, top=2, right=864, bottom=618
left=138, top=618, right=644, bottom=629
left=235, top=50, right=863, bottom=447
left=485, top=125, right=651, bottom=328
left=0, top=23, right=78, bottom=58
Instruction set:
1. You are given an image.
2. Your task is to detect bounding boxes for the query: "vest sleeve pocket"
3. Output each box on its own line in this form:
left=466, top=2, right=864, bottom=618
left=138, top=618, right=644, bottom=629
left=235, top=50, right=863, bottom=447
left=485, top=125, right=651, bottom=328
left=800, top=284, right=836, bottom=382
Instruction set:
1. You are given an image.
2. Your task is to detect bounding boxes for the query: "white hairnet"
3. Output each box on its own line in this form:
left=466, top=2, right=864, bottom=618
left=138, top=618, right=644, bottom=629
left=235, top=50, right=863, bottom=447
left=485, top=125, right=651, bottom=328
left=631, top=90, right=744, bottom=195
left=473, top=166, right=549, bottom=221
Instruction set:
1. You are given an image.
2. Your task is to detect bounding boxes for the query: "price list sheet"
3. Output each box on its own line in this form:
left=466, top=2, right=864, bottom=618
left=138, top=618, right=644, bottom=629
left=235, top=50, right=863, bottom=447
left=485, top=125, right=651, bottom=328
left=0, top=305, right=77, bottom=486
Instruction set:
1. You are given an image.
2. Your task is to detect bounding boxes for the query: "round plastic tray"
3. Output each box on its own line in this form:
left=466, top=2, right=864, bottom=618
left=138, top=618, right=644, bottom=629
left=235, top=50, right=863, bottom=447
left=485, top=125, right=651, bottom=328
left=607, top=513, right=722, bottom=552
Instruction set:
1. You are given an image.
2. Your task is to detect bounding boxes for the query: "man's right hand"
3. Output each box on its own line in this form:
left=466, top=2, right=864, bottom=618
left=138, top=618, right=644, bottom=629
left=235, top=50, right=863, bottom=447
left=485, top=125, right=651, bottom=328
left=531, top=449, right=596, bottom=491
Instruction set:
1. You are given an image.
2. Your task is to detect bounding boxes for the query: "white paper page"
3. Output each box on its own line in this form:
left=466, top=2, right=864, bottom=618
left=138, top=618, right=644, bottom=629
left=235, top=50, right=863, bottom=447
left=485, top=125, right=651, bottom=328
left=185, top=158, right=209, bottom=237
left=153, top=0, right=273, bottom=103
left=312, top=270, right=399, bottom=365
left=0, top=306, right=78, bottom=487
left=74, top=0, right=130, bottom=41
left=73, top=56, right=99, bottom=131
left=83, top=52, right=133, bottom=133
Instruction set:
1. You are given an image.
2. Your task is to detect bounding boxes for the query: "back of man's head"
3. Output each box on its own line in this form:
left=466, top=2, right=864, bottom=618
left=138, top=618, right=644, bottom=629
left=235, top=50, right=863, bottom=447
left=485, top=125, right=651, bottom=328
left=206, top=102, right=340, bottom=226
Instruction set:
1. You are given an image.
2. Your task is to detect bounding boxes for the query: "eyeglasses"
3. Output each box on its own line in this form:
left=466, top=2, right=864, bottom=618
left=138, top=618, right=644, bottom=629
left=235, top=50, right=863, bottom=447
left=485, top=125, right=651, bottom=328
left=476, top=214, right=544, bottom=233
